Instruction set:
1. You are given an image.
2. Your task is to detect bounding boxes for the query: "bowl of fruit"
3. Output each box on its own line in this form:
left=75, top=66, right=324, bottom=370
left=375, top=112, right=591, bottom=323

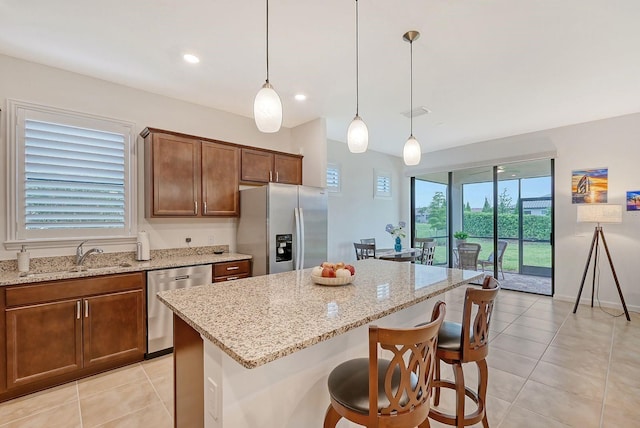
left=311, top=262, right=356, bottom=286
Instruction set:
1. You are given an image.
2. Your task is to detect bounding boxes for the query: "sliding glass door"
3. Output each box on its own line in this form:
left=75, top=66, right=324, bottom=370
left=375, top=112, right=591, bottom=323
left=412, top=173, right=449, bottom=265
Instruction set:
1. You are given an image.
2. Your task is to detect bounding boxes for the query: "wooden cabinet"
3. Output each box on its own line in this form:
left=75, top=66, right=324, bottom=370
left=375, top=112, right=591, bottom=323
left=213, top=260, right=252, bottom=282
left=1, top=273, right=145, bottom=399
left=142, top=129, right=240, bottom=218
left=240, top=148, right=302, bottom=185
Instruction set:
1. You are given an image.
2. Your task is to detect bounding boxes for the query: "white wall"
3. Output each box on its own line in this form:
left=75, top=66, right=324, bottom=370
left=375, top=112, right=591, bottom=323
left=327, top=140, right=409, bottom=263
left=0, top=54, right=322, bottom=260
left=408, top=113, right=640, bottom=311
left=291, top=117, right=327, bottom=188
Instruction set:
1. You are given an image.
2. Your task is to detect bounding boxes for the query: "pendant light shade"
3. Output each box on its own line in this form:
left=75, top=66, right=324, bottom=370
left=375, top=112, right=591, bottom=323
left=254, top=82, right=282, bottom=133
left=347, top=0, right=368, bottom=153
left=347, top=115, right=368, bottom=153
left=403, top=135, right=421, bottom=165
left=254, top=0, right=282, bottom=133
left=402, top=30, right=422, bottom=166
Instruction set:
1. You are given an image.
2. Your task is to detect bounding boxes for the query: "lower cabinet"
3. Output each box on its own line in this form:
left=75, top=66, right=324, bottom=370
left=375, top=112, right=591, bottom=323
left=213, top=260, right=252, bottom=282
left=1, top=273, right=146, bottom=400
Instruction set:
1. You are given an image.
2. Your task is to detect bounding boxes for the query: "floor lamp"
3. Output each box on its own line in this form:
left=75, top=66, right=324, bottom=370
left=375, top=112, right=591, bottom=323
left=572, top=204, right=630, bottom=321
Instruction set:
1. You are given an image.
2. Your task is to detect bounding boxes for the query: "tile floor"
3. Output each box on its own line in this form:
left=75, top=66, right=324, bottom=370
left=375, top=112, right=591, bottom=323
left=0, top=288, right=638, bottom=427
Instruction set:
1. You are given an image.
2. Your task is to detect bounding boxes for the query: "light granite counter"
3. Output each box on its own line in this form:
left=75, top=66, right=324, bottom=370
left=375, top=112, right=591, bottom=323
left=0, top=248, right=251, bottom=287
left=159, top=259, right=484, bottom=428
left=158, top=259, right=483, bottom=369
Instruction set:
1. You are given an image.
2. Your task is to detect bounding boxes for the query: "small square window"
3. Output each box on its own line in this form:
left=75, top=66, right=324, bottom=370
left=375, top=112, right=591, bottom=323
left=327, top=163, right=341, bottom=193
left=374, top=169, right=392, bottom=198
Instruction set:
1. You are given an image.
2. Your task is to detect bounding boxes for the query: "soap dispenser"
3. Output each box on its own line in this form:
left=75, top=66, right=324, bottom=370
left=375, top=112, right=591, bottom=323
left=17, top=245, right=30, bottom=273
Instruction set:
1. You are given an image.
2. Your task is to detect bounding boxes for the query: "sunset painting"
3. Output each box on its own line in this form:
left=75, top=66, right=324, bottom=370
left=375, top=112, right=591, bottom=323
left=572, top=168, right=608, bottom=204
left=627, top=191, right=640, bottom=211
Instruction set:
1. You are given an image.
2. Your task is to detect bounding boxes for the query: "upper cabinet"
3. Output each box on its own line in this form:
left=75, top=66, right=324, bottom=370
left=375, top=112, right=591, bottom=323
left=142, top=129, right=240, bottom=218
left=141, top=128, right=302, bottom=218
left=240, top=148, right=302, bottom=185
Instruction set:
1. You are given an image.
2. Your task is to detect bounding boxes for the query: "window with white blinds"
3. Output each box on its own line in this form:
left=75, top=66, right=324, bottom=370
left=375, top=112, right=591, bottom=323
left=7, top=100, right=136, bottom=246
left=374, top=169, right=392, bottom=198
left=326, top=163, right=341, bottom=193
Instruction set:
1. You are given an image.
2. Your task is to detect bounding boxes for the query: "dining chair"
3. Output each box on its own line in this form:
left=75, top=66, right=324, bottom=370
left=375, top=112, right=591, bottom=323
left=360, top=238, right=377, bottom=258
left=478, top=240, right=508, bottom=279
left=424, top=276, right=500, bottom=428
left=417, top=241, right=437, bottom=265
left=324, top=301, right=446, bottom=428
left=457, top=243, right=481, bottom=270
left=354, top=243, right=376, bottom=260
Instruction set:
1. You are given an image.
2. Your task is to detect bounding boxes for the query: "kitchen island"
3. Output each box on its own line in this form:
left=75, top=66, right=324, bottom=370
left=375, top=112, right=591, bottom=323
left=157, top=259, right=483, bottom=428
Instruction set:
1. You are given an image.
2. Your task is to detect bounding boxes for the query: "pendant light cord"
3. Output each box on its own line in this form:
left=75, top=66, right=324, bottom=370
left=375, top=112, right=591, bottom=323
left=410, top=38, right=413, bottom=136
left=266, top=0, right=270, bottom=83
left=355, top=0, right=360, bottom=116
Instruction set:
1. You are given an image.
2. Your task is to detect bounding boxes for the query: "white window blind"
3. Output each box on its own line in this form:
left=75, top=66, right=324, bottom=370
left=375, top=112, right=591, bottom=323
left=374, top=170, right=392, bottom=198
left=326, top=163, right=341, bottom=193
left=7, top=100, right=136, bottom=247
left=24, top=120, right=125, bottom=230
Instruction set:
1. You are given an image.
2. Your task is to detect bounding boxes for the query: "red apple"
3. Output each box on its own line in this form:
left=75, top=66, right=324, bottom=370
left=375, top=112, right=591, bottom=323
left=345, top=264, right=356, bottom=275
left=322, top=267, right=336, bottom=278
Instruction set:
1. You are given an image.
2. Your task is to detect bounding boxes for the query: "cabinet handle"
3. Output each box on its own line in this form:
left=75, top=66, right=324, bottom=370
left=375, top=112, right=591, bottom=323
left=77, top=301, right=81, bottom=320
left=269, top=171, right=273, bottom=182
left=276, top=171, right=279, bottom=182
left=226, top=276, right=239, bottom=281
left=226, top=266, right=239, bottom=271
left=84, top=301, right=89, bottom=318
left=204, top=201, right=208, bottom=214
left=194, top=200, right=198, bottom=214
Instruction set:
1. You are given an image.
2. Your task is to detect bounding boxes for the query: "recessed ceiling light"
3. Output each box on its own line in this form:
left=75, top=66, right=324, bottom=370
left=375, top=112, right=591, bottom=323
left=294, top=94, right=307, bottom=101
left=183, top=54, right=200, bottom=64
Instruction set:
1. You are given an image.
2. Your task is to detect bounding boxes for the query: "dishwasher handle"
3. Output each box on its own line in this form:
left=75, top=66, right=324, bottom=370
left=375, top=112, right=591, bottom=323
left=174, top=275, right=190, bottom=281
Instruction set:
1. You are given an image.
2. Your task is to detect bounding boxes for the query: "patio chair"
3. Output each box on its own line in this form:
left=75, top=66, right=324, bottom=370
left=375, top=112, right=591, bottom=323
left=478, top=240, right=508, bottom=279
left=457, top=243, right=481, bottom=270
left=417, top=241, right=437, bottom=265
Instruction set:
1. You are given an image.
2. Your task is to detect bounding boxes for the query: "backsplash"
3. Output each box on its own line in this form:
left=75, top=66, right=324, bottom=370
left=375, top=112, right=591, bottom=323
left=0, top=245, right=229, bottom=273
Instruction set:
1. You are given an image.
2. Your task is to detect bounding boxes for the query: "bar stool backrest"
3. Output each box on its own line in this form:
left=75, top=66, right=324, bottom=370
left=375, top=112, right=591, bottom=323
left=460, top=276, right=499, bottom=363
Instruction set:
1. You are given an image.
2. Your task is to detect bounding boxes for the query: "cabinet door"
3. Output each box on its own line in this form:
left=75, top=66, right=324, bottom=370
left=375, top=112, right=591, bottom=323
left=240, top=148, right=273, bottom=183
left=202, top=142, right=240, bottom=216
left=83, top=290, right=145, bottom=368
left=274, top=154, right=302, bottom=185
left=149, top=133, right=201, bottom=216
left=6, top=300, right=82, bottom=388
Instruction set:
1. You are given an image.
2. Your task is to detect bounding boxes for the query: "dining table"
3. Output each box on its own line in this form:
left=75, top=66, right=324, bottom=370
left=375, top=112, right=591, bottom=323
left=376, top=247, right=421, bottom=262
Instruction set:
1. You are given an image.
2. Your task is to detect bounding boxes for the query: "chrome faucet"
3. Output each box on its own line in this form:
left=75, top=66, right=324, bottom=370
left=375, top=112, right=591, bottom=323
left=76, top=241, right=103, bottom=266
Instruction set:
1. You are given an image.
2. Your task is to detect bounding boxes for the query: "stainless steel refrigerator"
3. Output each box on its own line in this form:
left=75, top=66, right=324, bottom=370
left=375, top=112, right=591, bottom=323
left=237, top=183, right=328, bottom=276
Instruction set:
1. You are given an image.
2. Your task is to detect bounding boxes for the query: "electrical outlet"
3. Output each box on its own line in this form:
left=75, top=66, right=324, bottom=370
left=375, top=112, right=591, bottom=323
left=185, top=237, right=191, bottom=243
left=208, top=235, right=215, bottom=245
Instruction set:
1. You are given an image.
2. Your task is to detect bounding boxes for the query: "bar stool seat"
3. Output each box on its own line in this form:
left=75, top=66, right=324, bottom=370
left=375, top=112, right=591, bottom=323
left=418, top=276, right=499, bottom=428
left=324, top=301, right=446, bottom=428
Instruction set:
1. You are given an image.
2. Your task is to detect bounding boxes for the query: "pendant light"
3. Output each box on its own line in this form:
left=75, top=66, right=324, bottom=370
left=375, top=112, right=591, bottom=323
left=402, top=31, right=421, bottom=166
left=347, top=0, right=368, bottom=153
left=254, top=0, right=282, bottom=133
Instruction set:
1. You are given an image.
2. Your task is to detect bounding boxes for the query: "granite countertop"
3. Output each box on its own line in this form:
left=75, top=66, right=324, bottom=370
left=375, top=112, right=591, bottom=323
left=157, top=259, right=484, bottom=369
left=0, top=248, right=252, bottom=286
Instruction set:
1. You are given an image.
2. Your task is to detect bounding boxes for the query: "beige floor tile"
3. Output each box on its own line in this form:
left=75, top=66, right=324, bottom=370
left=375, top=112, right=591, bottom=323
left=491, top=311, right=521, bottom=323
left=520, top=308, right=569, bottom=323
left=514, top=380, right=602, bottom=428
left=0, top=382, right=78, bottom=424
left=541, top=344, right=609, bottom=379
left=501, top=323, right=557, bottom=344
left=488, top=319, right=511, bottom=334
left=148, top=372, right=174, bottom=418
left=78, top=363, right=147, bottom=398
left=0, top=401, right=81, bottom=428
left=490, top=333, right=548, bottom=360
left=142, top=355, right=173, bottom=380
left=80, top=380, right=161, bottom=428
left=602, top=401, right=640, bottom=428
left=493, top=302, right=529, bottom=315
left=551, top=331, right=611, bottom=355
left=512, top=315, right=563, bottom=333
left=94, top=402, right=172, bottom=428
left=487, top=348, right=538, bottom=379
left=604, top=375, right=640, bottom=414
left=486, top=368, right=527, bottom=403
left=529, top=360, right=605, bottom=401
left=498, top=405, right=571, bottom=428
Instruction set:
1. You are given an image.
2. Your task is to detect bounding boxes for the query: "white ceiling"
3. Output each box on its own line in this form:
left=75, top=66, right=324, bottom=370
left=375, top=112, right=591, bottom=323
left=1, top=0, right=640, bottom=157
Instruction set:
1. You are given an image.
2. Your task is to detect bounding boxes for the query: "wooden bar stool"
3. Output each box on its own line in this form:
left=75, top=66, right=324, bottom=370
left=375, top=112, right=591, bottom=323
left=324, top=301, right=446, bottom=428
left=422, top=276, right=499, bottom=428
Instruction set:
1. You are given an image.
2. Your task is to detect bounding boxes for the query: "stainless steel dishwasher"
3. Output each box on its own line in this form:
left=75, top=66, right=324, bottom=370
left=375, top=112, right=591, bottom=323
left=146, top=264, right=212, bottom=358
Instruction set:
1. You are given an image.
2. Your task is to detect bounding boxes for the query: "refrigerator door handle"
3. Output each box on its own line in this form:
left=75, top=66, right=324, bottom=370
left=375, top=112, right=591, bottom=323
left=299, top=207, right=305, bottom=270
left=294, top=207, right=301, bottom=270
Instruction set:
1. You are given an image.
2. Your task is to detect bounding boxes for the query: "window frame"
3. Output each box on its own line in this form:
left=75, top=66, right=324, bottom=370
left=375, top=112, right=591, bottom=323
left=5, top=99, right=137, bottom=250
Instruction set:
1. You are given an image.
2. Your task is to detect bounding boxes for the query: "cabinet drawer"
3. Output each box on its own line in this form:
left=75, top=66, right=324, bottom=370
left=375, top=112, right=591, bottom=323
left=6, top=272, right=145, bottom=307
left=213, top=273, right=250, bottom=283
left=213, top=260, right=251, bottom=278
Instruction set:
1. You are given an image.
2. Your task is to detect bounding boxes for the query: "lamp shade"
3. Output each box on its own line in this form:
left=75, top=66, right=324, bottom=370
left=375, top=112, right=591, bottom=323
left=347, top=115, right=368, bottom=153
left=254, top=82, right=282, bottom=133
left=403, top=135, right=421, bottom=166
left=577, top=204, right=622, bottom=223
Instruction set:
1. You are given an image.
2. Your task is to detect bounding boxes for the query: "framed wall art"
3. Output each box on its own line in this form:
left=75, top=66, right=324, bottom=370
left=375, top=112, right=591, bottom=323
left=572, top=168, right=608, bottom=204
left=626, top=190, right=640, bottom=211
